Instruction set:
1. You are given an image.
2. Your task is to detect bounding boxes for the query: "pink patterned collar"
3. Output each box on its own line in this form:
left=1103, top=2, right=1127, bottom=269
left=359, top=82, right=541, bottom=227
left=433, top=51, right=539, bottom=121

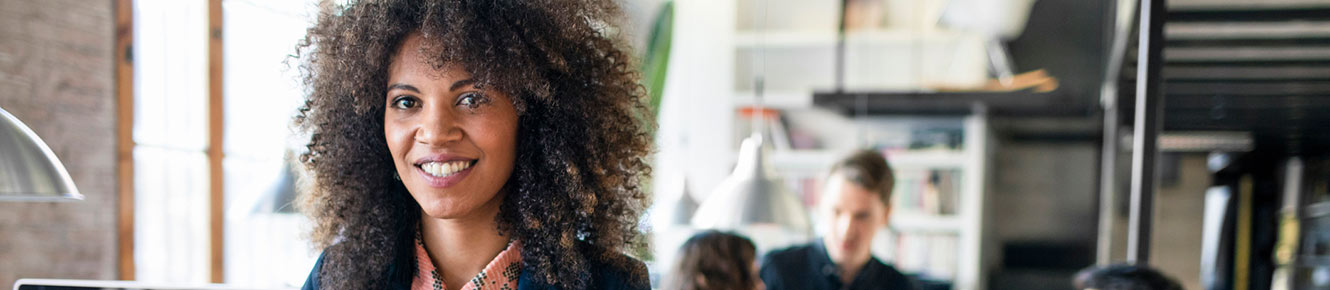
left=411, top=232, right=522, bottom=290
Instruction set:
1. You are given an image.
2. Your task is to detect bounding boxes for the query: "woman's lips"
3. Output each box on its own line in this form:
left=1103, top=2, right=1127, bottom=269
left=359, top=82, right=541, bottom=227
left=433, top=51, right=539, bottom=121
left=414, top=160, right=476, bottom=188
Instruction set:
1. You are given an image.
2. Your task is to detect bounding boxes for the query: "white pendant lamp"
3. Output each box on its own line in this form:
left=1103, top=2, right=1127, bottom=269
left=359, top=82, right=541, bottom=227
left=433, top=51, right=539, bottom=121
left=691, top=133, right=811, bottom=234
left=0, top=106, right=82, bottom=201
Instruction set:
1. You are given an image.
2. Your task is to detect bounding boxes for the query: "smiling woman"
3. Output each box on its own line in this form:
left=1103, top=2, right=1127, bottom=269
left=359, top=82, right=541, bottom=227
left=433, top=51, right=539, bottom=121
left=291, top=1, right=653, bottom=290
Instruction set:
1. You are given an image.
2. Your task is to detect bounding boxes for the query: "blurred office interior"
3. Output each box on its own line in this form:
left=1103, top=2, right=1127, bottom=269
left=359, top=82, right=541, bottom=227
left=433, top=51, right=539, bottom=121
left=1, top=0, right=1329, bottom=289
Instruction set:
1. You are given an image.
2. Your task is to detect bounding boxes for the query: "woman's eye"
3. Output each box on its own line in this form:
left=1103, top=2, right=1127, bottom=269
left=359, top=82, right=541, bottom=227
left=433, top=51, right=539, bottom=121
left=457, top=92, right=489, bottom=109
left=392, top=96, right=418, bottom=109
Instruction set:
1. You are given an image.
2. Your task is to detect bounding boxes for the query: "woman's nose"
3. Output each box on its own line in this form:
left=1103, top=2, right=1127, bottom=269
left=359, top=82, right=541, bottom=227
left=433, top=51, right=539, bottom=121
left=415, top=107, right=463, bottom=145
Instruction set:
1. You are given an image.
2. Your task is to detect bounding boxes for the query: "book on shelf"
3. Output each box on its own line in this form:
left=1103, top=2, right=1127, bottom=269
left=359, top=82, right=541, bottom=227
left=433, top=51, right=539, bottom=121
left=892, top=168, right=961, bottom=216
left=933, top=169, right=959, bottom=215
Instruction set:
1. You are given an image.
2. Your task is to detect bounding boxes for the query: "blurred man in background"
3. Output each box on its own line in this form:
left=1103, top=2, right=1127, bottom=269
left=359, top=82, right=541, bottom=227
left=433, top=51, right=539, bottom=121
left=760, top=150, right=918, bottom=290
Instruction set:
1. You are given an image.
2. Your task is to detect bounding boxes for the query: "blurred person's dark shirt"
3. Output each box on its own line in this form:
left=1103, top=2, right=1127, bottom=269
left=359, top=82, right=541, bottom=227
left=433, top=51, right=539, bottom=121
left=760, top=241, right=918, bottom=290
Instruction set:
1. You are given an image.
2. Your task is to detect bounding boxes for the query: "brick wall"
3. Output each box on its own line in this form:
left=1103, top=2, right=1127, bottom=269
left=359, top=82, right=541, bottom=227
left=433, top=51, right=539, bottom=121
left=0, top=0, right=118, bottom=287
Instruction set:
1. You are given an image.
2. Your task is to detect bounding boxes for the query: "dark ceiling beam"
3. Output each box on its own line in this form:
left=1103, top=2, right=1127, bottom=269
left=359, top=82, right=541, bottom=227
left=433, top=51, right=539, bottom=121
left=1157, top=59, right=1330, bottom=66
left=1169, top=0, right=1330, bottom=11
left=1170, top=122, right=1325, bottom=132
left=811, top=90, right=1084, bottom=116
left=1166, top=37, right=1330, bottom=48
left=1167, top=7, right=1330, bottom=22
left=1161, top=122, right=1328, bottom=134
left=1166, top=81, right=1330, bottom=95
left=1119, top=80, right=1330, bottom=95
left=1123, top=65, right=1330, bottom=81
left=1148, top=95, right=1330, bottom=109
left=1160, top=107, right=1330, bottom=115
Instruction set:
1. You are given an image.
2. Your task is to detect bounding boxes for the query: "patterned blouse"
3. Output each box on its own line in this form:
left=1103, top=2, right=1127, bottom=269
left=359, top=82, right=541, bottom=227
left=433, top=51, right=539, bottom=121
left=411, top=232, right=522, bottom=290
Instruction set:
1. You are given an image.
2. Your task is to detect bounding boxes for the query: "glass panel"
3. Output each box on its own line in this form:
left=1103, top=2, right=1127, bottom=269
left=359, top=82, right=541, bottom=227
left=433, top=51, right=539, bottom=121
left=133, top=0, right=209, bottom=151
left=132, top=0, right=211, bottom=284
left=133, top=146, right=210, bottom=284
left=221, top=0, right=311, bottom=158
left=224, top=157, right=313, bottom=287
left=221, top=0, right=318, bottom=287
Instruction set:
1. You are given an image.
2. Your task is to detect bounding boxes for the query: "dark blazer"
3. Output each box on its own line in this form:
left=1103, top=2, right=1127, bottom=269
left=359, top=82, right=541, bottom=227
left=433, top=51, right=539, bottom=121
left=301, top=244, right=650, bottom=290
left=760, top=241, right=918, bottom=290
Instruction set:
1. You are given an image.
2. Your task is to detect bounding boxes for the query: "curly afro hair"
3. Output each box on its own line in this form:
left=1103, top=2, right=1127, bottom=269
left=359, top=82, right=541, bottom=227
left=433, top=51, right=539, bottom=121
left=292, top=0, right=653, bottom=288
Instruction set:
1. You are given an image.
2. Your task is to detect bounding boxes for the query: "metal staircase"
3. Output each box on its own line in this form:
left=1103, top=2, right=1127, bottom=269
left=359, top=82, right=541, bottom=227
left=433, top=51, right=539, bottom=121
left=1116, top=0, right=1330, bottom=155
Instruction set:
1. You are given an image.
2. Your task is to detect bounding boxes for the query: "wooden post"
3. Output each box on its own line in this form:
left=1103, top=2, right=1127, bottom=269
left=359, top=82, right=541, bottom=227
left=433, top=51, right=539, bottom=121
left=207, top=0, right=226, bottom=283
left=115, top=0, right=136, bottom=281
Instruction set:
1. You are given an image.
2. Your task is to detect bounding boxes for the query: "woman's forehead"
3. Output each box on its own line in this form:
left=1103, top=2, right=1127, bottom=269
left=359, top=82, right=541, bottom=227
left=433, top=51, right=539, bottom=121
left=388, top=34, right=473, bottom=86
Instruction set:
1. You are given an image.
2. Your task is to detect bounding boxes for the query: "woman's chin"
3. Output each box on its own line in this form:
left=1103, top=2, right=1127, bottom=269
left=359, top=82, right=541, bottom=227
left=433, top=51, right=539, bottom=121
left=415, top=193, right=500, bottom=220
left=418, top=201, right=468, bottom=219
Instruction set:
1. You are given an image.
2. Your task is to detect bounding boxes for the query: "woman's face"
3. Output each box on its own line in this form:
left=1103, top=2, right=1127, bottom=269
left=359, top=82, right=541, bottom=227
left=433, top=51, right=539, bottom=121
left=384, top=33, right=519, bottom=220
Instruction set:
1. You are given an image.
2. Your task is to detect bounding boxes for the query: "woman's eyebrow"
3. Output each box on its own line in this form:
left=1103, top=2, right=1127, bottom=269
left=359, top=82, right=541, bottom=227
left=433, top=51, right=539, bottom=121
left=449, top=79, right=476, bottom=92
left=387, top=83, right=421, bottom=93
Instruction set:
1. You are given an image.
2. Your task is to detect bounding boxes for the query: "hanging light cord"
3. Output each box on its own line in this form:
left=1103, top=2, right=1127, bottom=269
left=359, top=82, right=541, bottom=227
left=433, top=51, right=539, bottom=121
left=751, top=0, right=769, bottom=138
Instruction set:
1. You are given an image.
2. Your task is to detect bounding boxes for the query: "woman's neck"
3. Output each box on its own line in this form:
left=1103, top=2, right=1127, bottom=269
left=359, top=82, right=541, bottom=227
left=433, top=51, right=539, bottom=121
left=419, top=195, right=508, bottom=290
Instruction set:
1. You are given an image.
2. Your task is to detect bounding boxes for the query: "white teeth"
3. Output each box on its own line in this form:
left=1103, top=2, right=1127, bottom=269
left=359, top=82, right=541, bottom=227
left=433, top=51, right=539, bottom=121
left=420, top=160, right=472, bottom=177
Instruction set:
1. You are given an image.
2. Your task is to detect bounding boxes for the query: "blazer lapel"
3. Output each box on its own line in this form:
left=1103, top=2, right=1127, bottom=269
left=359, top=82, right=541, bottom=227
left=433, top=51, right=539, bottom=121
left=517, top=267, right=555, bottom=290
